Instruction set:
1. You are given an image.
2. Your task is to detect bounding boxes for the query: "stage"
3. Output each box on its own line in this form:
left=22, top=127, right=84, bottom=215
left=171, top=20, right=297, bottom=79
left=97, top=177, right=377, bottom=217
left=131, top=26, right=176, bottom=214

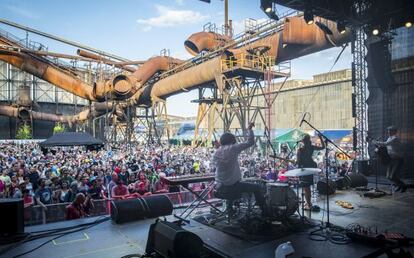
left=2, top=183, right=414, bottom=258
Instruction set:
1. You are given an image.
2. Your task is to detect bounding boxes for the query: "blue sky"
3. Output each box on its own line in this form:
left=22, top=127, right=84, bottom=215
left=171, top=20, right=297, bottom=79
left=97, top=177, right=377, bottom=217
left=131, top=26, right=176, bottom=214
left=0, top=0, right=352, bottom=116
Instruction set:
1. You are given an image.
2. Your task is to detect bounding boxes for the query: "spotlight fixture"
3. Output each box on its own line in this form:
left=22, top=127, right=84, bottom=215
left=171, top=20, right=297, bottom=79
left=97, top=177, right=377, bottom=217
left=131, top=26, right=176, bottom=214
left=261, top=0, right=273, bottom=14
left=372, top=28, right=379, bottom=35
left=337, top=21, right=346, bottom=34
left=304, top=10, right=314, bottom=25
left=405, top=21, right=412, bottom=28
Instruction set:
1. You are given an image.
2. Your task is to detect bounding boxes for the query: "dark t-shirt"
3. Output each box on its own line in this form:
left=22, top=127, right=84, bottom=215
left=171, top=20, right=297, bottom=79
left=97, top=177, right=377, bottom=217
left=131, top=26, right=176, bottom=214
left=28, top=172, right=40, bottom=190
left=88, top=186, right=102, bottom=199
left=118, top=172, right=129, bottom=185
left=35, top=187, right=52, bottom=205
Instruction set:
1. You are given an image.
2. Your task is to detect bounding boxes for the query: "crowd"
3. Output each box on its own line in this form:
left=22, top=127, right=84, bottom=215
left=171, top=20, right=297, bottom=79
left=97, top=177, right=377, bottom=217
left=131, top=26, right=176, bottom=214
left=0, top=140, right=351, bottom=221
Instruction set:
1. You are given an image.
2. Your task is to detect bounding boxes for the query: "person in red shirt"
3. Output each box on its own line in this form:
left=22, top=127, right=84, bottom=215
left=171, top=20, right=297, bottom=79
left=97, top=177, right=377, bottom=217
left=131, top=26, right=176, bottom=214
left=65, top=193, right=90, bottom=220
left=135, top=172, right=151, bottom=196
left=111, top=178, right=130, bottom=199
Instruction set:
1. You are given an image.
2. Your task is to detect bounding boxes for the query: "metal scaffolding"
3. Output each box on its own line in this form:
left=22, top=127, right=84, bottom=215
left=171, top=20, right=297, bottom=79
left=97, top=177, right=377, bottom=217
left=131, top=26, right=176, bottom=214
left=352, top=27, right=369, bottom=160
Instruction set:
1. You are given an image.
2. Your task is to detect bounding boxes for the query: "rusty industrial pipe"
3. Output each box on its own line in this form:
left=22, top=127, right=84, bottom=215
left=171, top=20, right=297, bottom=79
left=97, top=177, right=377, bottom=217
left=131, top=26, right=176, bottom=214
left=103, top=56, right=184, bottom=105
left=0, top=102, right=116, bottom=127
left=77, top=49, right=136, bottom=72
left=0, top=50, right=97, bottom=101
left=184, top=31, right=233, bottom=56
left=147, top=16, right=351, bottom=103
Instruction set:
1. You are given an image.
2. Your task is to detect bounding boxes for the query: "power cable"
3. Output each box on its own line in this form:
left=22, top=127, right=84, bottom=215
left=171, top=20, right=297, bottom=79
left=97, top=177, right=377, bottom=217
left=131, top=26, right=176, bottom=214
left=0, top=216, right=110, bottom=258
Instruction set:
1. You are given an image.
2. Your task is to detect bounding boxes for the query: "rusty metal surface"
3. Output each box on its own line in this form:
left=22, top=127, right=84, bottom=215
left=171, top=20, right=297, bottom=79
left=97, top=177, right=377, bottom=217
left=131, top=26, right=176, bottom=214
left=184, top=31, right=233, bottom=56
left=277, top=16, right=351, bottom=62
left=150, top=56, right=222, bottom=101
left=0, top=102, right=115, bottom=126
left=0, top=15, right=353, bottom=126
left=77, top=49, right=136, bottom=72
left=0, top=49, right=97, bottom=101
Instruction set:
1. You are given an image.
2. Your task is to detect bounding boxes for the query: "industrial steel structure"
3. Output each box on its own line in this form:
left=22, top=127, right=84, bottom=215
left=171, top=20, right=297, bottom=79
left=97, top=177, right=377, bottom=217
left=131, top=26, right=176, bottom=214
left=0, top=13, right=351, bottom=147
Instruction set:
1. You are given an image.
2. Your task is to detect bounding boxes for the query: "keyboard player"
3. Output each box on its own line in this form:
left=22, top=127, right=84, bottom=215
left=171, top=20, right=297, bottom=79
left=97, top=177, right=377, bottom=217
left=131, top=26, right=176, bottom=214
left=212, top=123, right=266, bottom=212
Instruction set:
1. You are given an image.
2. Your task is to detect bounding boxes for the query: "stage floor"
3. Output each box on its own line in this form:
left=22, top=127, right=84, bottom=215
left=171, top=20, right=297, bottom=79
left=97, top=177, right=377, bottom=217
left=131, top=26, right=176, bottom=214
left=1, top=184, right=413, bottom=258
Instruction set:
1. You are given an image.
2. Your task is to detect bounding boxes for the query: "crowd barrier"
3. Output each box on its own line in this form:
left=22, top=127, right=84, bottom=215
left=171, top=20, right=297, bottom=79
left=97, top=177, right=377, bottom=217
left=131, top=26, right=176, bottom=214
left=24, top=190, right=216, bottom=225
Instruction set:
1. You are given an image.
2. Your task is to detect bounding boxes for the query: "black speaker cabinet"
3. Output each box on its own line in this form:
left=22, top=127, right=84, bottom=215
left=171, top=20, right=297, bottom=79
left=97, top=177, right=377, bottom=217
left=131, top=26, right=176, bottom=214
left=111, top=195, right=173, bottom=224
left=317, top=180, right=336, bottom=195
left=146, top=220, right=203, bottom=258
left=0, top=198, right=24, bottom=236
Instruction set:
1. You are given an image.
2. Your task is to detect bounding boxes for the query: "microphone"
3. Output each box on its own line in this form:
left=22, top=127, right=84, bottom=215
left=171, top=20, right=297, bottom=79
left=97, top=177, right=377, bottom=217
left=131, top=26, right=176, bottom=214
left=299, top=113, right=307, bottom=127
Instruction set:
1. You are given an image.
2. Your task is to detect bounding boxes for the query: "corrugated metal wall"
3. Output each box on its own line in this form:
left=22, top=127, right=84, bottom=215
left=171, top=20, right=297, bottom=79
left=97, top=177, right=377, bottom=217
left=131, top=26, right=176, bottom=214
left=0, top=60, right=87, bottom=105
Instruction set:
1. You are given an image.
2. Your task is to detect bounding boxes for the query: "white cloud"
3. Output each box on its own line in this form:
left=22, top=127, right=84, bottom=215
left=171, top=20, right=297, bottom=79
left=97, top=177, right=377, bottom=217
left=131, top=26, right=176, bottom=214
left=231, top=18, right=268, bottom=35
left=171, top=50, right=193, bottom=60
left=137, top=5, right=208, bottom=31
left=175, top=0, right=185, bottom=6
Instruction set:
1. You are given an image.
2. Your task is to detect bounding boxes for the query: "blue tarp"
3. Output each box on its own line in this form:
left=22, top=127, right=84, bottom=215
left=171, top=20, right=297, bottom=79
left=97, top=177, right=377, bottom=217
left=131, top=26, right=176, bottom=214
left=319, top=130, right=352, bottom=141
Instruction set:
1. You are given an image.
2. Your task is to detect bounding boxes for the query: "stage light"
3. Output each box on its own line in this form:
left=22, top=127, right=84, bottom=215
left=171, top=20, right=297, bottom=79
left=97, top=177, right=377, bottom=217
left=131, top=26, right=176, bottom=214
left=337, top=21, right=346, bottom=34
left=261, top=0, right=273, bottom=14
left=372, top=28, right=379, bottom=35
left=405, top=21, right=412, bottom=28
left=304, top=10, right=314, bottom=25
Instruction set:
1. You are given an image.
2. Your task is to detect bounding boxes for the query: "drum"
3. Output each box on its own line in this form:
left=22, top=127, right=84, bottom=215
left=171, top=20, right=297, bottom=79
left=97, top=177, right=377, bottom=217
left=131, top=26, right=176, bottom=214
left=243, top=177, right=267, bottom=193
left=266, top=183, right=298, bottom=220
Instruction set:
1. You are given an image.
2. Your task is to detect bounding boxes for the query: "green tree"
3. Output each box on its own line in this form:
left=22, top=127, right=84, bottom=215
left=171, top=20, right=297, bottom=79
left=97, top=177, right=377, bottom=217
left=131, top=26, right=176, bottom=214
left=16, top=124, right=32, bottom=139
left=53, top=122, right=66, bottom=134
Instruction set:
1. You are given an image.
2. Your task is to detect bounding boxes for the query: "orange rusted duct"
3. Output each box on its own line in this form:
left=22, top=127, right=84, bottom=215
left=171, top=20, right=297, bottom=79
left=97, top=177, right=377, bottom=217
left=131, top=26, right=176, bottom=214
left=276, top=16, right=351, bottom=62
left=148, top=16, right=351, bottom=102
left=229, top=16, right=351, bottom=62
left=184, top=32, right=233, bottom=56
left=0, top=103, right=115, bottom=127
left=150, top=56, right=222, bottom=101
left=103, top=56, right=183, bottom=105
left=0, top=50, right=98, bottom=100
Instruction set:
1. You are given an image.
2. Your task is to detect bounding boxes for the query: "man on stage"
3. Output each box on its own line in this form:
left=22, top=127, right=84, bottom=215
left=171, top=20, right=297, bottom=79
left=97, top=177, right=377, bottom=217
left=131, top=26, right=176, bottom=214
left=374, top=126, right=407, bottom=192
left=213, top=123, right=266, bottom=212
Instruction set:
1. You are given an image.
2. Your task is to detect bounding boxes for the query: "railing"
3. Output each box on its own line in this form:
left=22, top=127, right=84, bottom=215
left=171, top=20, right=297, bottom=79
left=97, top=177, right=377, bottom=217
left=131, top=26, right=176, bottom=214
left=221, top=53, right=276, bottom=73
left=24, top=190, right=217, bottom=226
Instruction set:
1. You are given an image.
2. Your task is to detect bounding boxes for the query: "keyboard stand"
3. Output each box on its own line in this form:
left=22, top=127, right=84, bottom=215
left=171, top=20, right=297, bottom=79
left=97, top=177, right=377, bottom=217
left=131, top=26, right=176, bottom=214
left=174, top=181, right=222, bottom=221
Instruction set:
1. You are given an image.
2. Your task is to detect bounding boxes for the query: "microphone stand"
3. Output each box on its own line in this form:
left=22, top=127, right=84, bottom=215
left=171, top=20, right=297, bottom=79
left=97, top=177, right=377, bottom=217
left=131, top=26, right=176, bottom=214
left=301, top=119, right=351, bottom=231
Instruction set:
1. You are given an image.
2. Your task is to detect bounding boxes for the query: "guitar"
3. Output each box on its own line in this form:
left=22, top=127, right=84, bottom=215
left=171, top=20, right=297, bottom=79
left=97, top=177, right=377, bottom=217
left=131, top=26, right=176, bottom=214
left=366, top=136, right=391, bottom=165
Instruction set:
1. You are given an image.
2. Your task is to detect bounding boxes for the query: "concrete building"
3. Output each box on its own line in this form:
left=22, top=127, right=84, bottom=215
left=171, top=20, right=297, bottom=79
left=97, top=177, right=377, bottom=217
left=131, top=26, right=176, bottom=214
left=255, top=69, right=353, bottom=131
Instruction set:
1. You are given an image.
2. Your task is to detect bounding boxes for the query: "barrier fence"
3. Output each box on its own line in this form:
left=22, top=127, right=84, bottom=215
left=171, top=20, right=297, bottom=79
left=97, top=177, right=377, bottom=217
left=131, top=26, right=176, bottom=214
left=24, top=190, right=216, bottom=226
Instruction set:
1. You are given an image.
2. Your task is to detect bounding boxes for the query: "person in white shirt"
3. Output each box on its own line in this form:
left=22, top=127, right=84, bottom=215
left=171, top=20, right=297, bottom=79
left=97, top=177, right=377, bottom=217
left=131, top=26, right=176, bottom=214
left=374, top=126, right=407, bottom=192
left=213, top=123, right=266, bottom=212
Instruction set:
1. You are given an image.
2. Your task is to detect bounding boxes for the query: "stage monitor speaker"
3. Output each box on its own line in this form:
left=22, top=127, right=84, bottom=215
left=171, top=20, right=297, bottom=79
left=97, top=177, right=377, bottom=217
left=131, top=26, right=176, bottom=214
left=142, top=195, right=174, bottom=219
left=0, top=198, right=24, bottom=236
left=355, top=159, right=372, bottom=176
left=347, top=174, right=368, bottom=188
left=146, top=220, right=204, bottom=258
left=111, top=195, right=173, bottom=224
left=317, top=180, right=336, bottom=195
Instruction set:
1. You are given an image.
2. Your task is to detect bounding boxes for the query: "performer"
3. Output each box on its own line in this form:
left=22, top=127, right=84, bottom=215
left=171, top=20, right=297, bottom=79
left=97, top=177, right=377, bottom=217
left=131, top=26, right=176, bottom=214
left=373, top=126, right=407, bottom=192
left=213, top=123, right=266, bottom=212
left=296, top=133, right=325, bottom=211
